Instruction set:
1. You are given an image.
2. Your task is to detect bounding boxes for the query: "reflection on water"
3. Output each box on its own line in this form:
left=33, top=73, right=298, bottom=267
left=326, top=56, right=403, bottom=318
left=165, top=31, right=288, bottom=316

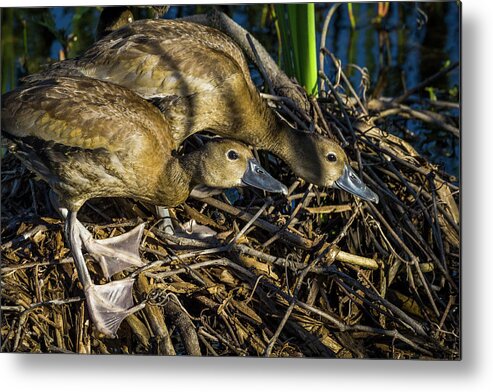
left=1, top=2, right=460, bottom=178
left=322, top=2, right=459, bottom=178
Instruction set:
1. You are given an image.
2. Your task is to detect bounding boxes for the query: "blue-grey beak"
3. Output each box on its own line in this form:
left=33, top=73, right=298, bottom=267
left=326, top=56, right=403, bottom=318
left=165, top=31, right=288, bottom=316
left=242, top=159, right=288, bottom=195
left=335, top=164, right=379, bottom=203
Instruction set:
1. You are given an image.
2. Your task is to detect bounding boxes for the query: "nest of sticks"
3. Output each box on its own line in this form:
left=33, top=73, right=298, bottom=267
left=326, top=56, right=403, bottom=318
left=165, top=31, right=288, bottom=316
left=0, top=11, right=460, bottom=358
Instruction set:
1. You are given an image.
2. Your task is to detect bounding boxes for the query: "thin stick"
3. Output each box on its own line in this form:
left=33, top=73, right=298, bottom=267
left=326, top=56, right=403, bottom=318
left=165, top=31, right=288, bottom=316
left=393, top=62, right=459, bottom=104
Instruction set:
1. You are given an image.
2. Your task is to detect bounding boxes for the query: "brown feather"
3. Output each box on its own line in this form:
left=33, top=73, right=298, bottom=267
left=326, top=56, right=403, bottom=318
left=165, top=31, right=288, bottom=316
left=2, top=77, right=266, bottom=211
left=20, top=19, right=356, bottom=188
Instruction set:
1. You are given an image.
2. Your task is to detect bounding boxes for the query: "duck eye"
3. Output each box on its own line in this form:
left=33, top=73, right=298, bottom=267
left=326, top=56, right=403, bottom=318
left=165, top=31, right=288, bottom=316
left=327, top=153, right=337, bottom=162
left=227, top=150, right=239, bottom=160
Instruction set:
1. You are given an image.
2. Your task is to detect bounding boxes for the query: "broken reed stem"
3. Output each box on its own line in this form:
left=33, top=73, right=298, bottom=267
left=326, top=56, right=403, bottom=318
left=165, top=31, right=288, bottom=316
left=199, top=196, right=313, bottom=249
left=335, top=250, right=378, bottom=270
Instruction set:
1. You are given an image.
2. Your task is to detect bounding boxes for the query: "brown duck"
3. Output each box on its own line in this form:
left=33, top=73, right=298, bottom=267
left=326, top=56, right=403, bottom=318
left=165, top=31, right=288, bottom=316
left=23, top=18, right=378, bottom=203
left=1, top=76, right=287, bottom=337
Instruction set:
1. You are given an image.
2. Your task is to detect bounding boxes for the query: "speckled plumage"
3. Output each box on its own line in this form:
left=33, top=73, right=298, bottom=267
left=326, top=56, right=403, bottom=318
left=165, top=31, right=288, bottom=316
left=1, top=76, right=270, bottom=211
left=21, top=19, right=366, bottom=189
left=22, top=20, right=265, bottom=148
left=1, top=75, right=292, bottom=337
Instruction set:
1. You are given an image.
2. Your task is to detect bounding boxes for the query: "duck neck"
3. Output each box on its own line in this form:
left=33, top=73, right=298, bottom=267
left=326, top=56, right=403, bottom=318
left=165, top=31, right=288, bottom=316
left=176, top=150, right=208, bottom=190
left=261, top=118, right=299, bottom=159
left=168, top=77, right=282, bottom=148
left=152, top=157, right=192, bottom=207
left=211, top=87, right=303, bottom=165
left=264, top=124, right=325, bottom=186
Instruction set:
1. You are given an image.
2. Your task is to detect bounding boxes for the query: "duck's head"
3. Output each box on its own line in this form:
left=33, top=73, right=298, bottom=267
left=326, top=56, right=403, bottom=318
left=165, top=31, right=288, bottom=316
left=289, top=133, right=379, bottom=203
left=189, top=139, right=288, bottom=195
left=96, top=7, right=134, bottom=39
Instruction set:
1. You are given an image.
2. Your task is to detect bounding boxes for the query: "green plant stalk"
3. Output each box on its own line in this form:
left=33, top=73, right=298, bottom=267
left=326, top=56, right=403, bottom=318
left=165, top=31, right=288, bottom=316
left=348, top=3, right=356, bottom=29
left=274, top=4, right=295, bottom=78
left=288, top=3, right=318, bottom=96
left=271, top=5, right=283, bottom=68
left=287, top=4, right=301, bottom=80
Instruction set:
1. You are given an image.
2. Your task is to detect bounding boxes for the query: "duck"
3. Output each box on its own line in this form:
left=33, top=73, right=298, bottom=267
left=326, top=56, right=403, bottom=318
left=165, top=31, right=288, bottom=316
left=22, top=18, right=379, bottom=203
left=1, top=76, right=287, bottom=337
left=96, top=6, right=135, bottom=40
left=95, top=6, right=169, bottom=40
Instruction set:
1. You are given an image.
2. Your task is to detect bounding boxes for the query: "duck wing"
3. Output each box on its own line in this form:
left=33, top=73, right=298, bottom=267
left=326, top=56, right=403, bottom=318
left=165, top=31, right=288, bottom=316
left=2, top=77, right=174, bottom=206
left=22, top=19, right=254, bottom=101
left=2, top=76, right=172, bottom=153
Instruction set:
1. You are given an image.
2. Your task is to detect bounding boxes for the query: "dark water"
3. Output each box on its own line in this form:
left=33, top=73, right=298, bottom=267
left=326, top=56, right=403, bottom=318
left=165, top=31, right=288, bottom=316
left=1, top=2, right=460, bottom=177
left=320, top=2, right=460, bottom=178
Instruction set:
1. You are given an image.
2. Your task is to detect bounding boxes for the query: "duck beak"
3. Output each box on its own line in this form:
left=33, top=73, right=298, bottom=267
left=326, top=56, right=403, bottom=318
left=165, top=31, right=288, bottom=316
left=335, top=164, right=379, bottom=203
left=242, top=159, right=288, bottom=195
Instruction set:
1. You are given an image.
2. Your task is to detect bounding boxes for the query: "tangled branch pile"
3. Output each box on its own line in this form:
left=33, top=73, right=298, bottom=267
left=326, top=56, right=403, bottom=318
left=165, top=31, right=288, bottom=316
left=1, top=10, right=459, bottom=358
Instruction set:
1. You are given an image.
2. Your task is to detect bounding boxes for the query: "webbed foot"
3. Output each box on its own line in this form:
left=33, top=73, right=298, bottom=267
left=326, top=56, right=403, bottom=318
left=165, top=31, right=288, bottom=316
left=85, top=279, right=145, bottom=338
left=176, top=219, right=217, bottom=239
left=81, top=223, right=146, bottom=278
left=65, top=210, right=145, bottom=338
left=155, top=204, right=216, bottom=239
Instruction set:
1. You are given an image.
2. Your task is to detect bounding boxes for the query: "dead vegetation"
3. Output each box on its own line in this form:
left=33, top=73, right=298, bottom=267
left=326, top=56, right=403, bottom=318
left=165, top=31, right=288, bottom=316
left=1, top=10, right=459, bottom=358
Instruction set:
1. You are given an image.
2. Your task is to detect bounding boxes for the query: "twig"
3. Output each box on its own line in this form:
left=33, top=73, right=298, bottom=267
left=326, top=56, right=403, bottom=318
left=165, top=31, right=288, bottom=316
left=393, top=62, right=459, bottom=104
left=199, top=196, right=313, bottom=249
left=319, top=3, right=342, bottom=92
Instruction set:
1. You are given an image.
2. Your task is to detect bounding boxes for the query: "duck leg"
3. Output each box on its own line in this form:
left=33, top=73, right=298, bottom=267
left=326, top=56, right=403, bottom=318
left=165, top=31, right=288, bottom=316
left=50, top=191, right=145, bottom=278
left=155, top=205, right=217, bottom=239
left=154, top=206, right=175, bottom=234
left=66, top=210, right=145, bottom=337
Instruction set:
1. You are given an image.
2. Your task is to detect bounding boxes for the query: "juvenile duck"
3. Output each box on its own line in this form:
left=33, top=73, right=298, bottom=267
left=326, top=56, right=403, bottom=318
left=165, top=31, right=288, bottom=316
left=23, top=19, right=378, bottom=203
left=1, top=76, right=287, bottom=337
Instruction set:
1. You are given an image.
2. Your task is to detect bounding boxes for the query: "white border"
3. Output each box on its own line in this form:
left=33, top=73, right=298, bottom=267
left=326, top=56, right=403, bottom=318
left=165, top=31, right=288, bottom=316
left=2, top=0, right=492, bottom=391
